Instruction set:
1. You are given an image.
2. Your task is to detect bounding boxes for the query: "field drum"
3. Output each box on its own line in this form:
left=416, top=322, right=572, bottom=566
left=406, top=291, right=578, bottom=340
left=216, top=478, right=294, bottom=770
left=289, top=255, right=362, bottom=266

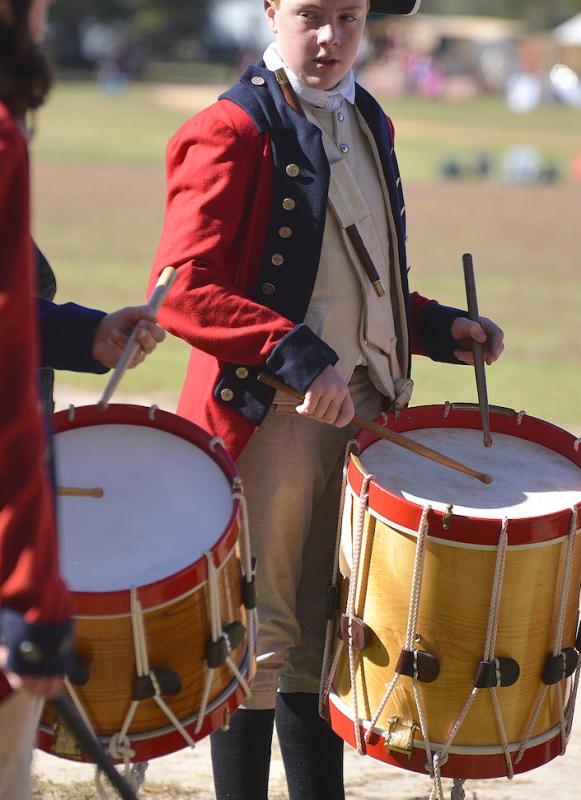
left=39, top=403, right=256, bottom=764
left=321, top=404, right=581, bottom=783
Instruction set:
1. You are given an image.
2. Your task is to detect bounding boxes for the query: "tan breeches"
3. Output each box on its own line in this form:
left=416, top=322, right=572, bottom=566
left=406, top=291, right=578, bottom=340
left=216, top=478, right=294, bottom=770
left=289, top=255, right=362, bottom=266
left=238, top=367, right=382, bottom=710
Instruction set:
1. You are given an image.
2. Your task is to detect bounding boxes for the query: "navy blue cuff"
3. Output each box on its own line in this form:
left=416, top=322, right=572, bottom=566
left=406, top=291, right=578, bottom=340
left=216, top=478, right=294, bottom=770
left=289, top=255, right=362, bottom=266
left=38, top=300, right=109, bottom=374
left=420, top=304, right=467, bottom=364
left=265, top=324, right=338, bottom=394
left=213, top=326, right=338, bottom=426
left=0, top=609, right=74, bottom=677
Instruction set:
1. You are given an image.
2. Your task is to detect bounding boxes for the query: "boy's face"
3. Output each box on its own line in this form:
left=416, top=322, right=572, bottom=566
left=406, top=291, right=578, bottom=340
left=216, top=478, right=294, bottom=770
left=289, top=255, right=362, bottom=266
left=265, top=0, right=368, bottom=90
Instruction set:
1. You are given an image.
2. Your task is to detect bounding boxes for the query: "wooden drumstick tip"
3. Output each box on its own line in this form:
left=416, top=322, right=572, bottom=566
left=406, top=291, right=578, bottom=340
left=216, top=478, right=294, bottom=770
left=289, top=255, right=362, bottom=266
left=480, top=473, right=493, bottom=485
left=156, top=265, right=176, bottom=288
left=58, top=487, right=104, bottom=498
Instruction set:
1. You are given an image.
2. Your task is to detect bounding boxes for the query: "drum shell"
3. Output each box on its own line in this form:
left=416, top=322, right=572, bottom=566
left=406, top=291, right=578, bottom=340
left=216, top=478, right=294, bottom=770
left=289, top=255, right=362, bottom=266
left=328, top=405, right=581, bottom=779
left=38, top=404, right=254, bottom=763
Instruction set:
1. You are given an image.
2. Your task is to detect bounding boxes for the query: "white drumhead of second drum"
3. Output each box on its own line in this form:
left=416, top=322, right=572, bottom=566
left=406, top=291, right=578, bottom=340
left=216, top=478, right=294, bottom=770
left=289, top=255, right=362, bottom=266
left=54, top=423, right=234, bottom=592
left=361, top=428, right=581, bottom=520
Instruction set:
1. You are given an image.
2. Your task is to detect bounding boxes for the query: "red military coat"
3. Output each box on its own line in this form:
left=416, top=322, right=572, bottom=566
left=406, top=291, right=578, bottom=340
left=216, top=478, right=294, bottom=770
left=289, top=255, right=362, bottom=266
left=150, top=66, right=463, bottom=459
left=0, top=103, right=71, bottom=700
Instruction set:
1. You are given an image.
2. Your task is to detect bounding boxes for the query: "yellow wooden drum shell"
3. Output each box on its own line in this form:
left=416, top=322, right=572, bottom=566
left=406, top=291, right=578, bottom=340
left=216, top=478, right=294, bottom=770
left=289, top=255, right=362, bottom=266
left=42, top=549, right=247, bottom=740
left=333, top=506, right=581, bottom=746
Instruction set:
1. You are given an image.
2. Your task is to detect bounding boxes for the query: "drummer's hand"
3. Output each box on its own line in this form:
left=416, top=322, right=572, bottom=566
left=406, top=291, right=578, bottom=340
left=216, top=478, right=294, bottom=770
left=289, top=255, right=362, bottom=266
left=296, top=365, right=354, bottom=427
left=92, top=306, right=166, bottom=369
left=0, top=646, right=63, bottom=699
left=451, top=316, right=505, bottom=366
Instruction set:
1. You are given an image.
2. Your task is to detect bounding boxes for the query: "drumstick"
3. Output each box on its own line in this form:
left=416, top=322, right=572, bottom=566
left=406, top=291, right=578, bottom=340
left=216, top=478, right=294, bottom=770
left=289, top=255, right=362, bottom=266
left=258, top=372, right=493, bottom=484
left=462, top=254, right=493, bottom=448
left=57, top=486, right=104, bottom=498
left=50, top=694, right=139, bottom=800
left=98, top=266, right=176, bottom=408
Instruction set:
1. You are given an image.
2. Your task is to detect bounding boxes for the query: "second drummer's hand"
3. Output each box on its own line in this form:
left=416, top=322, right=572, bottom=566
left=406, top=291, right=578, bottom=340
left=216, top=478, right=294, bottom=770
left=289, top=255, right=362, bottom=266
left=296, top=365, right=354, bottom=427
left=451, top=316, right=505, bottom=366
left=92, top=306, right=166, bottom=369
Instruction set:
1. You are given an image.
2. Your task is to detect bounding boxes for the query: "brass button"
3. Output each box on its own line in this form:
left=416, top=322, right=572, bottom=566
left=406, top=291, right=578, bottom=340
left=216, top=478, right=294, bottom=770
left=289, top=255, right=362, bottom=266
left=282, top=198, right=296, bottom=211
left=340, top=143, right=350, bottom=154
left=220, top=388, right=234, bottom=402
left=235, top=367, right=250, bottom=380
left=18, top=641, right=43, bottom=664
left=271, top=253, right=285, bottom=267
left=251, top=76, right=265, bottom=86
left=286, top=164, right=300, bottom=178
left=279, top=226, right=293, bottom=239
left=262, top=282, right=276, bottom=296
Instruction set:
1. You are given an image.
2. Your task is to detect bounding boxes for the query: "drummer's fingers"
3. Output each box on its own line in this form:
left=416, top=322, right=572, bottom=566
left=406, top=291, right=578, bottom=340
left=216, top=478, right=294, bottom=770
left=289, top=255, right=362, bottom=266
left=451, top=318, right=486, bottom=345
left=127, top=347, right=146, bottom=369
left=108, top=328, right=129, bottom=351
left=315, top=394, right=343, bottom=425
left=335, top=394, right=355, bottom=428
left=454, top=348, right=475, bottom=366
left=296, top=391, right=317, bottom=417
left=480, top=318, right=505, bottom=364
left=485, top=337, right=505, bottom=365
left=135, top=322, right=165, bottom=354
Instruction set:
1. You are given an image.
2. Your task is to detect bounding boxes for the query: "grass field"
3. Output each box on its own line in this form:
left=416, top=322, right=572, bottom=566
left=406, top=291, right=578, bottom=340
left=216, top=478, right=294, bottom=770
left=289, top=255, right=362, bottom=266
left=31, top=81, right=581, bottom=431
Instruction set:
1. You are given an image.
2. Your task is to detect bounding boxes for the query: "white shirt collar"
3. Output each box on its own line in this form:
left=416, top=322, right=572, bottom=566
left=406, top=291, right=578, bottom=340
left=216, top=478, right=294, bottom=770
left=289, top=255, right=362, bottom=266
left=263, top=43, right=355, bottom=113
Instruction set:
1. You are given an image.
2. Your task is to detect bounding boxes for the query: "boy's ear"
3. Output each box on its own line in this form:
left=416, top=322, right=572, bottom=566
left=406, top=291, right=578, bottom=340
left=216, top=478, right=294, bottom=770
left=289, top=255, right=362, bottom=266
left=264, top=0, right=277, bottom=31
left=370, top=0, right=421, bottom=14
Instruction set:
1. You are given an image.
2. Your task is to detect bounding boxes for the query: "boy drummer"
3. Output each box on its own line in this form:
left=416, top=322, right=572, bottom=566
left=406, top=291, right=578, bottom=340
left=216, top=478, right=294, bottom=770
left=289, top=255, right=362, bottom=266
left=149, top=0, right=504, bottom=797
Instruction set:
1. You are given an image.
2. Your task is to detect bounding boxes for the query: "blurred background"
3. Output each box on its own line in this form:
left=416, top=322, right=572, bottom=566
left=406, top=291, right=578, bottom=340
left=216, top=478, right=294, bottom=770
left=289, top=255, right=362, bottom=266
left=34, top=0, right=581, bottom=433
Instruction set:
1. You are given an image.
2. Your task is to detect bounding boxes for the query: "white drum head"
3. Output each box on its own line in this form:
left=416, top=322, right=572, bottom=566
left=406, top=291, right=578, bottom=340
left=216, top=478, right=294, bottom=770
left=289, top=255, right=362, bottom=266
left=55, top=424, right=233, bottom=592
left=362, top=428, right=581, bottom=519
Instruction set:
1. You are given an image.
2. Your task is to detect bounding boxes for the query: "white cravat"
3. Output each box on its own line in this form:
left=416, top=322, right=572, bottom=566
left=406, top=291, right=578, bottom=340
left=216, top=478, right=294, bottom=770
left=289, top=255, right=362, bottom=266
left=263, top=43, right=355, bottom=112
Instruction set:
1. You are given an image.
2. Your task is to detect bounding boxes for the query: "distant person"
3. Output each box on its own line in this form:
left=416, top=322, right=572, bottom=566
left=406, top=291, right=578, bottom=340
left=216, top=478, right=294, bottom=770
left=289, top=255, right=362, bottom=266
left=148, top=0, right=504, bottom=798
left=0, top=1, right=162, bottom=797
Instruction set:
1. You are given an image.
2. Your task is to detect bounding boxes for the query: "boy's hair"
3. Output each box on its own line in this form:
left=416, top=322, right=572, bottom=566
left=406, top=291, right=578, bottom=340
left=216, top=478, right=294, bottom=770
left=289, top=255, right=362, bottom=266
left=0, top=0, right=52, bottom=118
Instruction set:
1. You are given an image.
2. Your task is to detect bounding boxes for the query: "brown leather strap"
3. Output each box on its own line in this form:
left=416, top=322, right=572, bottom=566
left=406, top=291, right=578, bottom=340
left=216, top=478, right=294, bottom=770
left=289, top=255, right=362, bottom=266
left=396, top=648, right=440, bottom=683
left=133, top=669, right=182, bottom=700
left=340, top=614, right=371, bottom=651
left=473, top=657, right=520, bottom=689
left=346, top=224, right=386, bottom=298
left=542, top=648, right=579, bottom=685
left=274, top=68, right=306, bottom=117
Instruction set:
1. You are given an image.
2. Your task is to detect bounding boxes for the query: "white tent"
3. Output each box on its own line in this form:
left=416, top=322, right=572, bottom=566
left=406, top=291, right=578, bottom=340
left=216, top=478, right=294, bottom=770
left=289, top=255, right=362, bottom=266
left=554, top=13, right=581, bottom=46
left=206, top=0, right=274, bottom=51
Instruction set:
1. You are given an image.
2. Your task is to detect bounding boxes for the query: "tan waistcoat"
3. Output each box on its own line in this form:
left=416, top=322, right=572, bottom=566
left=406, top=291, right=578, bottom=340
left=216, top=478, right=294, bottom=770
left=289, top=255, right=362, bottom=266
left=302, top=100, right=411, bottom=406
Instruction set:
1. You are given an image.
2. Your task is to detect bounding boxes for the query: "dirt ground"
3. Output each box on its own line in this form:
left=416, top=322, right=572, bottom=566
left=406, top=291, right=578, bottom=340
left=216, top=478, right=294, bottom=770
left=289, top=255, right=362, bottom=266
left=33, top=709, right=581, bottom=799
